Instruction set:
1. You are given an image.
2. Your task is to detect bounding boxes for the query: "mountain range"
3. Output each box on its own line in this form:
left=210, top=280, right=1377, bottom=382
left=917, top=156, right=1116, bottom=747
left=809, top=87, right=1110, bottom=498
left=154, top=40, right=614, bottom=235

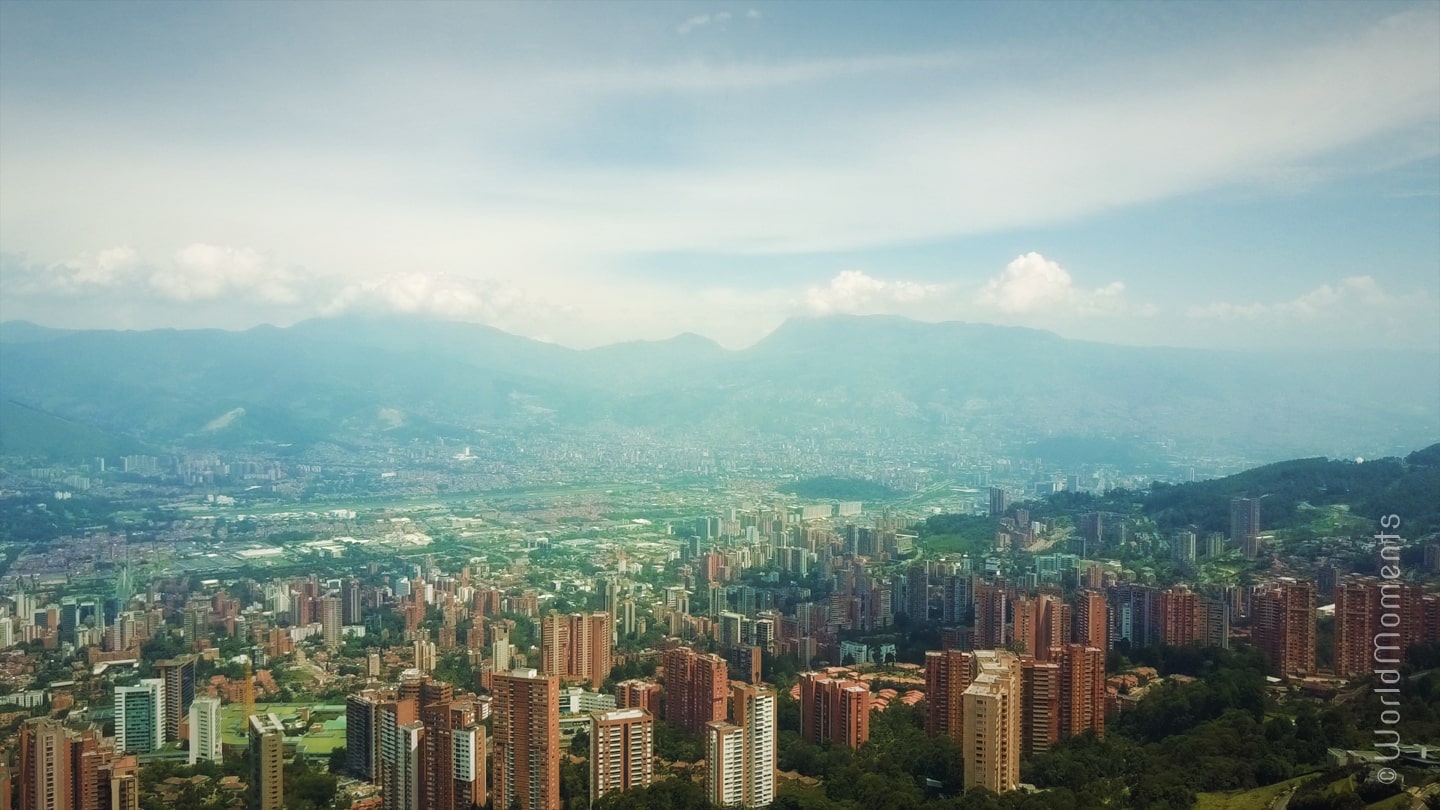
left=0, top=314, right=1435, bottom=463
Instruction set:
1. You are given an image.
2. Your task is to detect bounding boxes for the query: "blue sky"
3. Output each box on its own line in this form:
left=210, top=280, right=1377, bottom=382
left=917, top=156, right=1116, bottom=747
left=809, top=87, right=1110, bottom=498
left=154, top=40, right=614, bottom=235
left=1, top=0, right=1436, bottom=350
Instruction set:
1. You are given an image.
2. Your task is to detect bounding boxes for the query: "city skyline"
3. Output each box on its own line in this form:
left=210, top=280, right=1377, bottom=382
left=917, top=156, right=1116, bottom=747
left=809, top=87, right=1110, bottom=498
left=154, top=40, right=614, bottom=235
left=1, top=1, right=1436, bottom=351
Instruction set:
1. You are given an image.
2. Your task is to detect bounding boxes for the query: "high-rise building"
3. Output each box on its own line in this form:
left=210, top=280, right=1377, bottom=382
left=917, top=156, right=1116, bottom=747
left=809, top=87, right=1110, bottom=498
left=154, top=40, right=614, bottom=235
left=1230, top=497, right=1262, bottom=559
left=1157, top=586, right=1202, bottom=646
left=907, top=564, right=930, bottom=622
left=388, top=721, right=424, bottom=810
left=321, top=595, right=343, bottom=650
left=453, top=722, right=486, bottom=810
left=1171, top=531, right=1197, bottom=565
left=492, top=668, right=560, bottom=810
left=988, top=487, right=1009, bottom=517
left=379, top=699, right=420, bottom=810
left=156, top=656, right=196, bottom=743
left=1074, top=591, right=1107, bottom=650
left=590, top=708, right=654, bottom=801
left=962, top=651, right=1021, bottom=794
left=539, top=612, right=613, bottom=688
left=661, top=647, right=728, bottom=735
left=1019, top=658, right=1060, bottom=757
left=1108, top=584, right=1158, bottom=649
left=1333, top=578, right=1427, bottom=678
left=189, top=696, right=222, bottom=766
left=1252, top=580, right=1316, bottom=677
left=616, top=679, right=662, bottom=716
left=973, top=584, right=1008, bottom=650
left=343, top=578, right=364, bottom=625
left=1057, top=644, right=1105, bottom=740
left=731, top=684, right=776, bottom=809
left=248, top=714, right=285, bottom=810
left=705, top=721, right=745, bottom=808
left=19, top=718, right=71, bottom=810
left=109, top=755, right=141, bottom=810
left=115, top=679, right=164, bottom=755
left=492, top=624, right=512, bottom=674
left=798, top=672, right=871, bottom=749
left=346, top=692, right=380, bottom=781
left=924, top=649, right=972, bottom=740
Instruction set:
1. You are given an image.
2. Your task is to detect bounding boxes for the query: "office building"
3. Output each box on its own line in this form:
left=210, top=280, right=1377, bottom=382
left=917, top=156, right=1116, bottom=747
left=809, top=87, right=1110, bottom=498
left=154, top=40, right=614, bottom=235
left=988, top=487, right=1009, bottom=517
left=156, top=656, right=196, bottom=743
left=590, top=708, right=654, bottom=800
left=1230, top=497, right=1262, bottom=559
left=189, top=696, right=222, bottom=766
left=248, top=714, right=285, bottom=810
left=492, top=668, right=560, bottom=810
left=346, top=692, right=380, bottom=781
left=115, top=679, right=164, bottom=755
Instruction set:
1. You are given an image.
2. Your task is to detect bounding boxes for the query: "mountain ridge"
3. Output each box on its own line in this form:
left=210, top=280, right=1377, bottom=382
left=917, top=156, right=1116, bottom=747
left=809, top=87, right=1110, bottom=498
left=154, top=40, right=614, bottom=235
left=1, top=313, right=1434, bottom=461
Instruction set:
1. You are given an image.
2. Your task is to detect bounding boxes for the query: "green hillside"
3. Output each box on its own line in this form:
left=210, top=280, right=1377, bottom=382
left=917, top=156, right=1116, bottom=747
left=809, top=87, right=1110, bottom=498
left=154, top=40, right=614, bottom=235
left=0, top=399, right=151, bottom=460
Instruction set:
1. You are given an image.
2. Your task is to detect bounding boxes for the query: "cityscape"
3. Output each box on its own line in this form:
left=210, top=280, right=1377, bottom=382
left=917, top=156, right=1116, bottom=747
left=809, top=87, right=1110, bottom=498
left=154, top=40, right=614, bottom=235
left=1, top=3, right=1438, bottom=810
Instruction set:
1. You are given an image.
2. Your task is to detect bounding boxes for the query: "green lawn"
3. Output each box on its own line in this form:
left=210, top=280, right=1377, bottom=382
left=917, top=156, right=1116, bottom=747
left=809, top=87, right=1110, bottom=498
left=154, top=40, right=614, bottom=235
left=1194, top=773, right=1320, bottom=810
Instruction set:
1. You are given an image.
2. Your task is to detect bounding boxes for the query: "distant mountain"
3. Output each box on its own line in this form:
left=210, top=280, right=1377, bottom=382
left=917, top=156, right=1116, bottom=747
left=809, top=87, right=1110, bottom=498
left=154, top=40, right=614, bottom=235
left=0, top=314, right=1435, bottom=462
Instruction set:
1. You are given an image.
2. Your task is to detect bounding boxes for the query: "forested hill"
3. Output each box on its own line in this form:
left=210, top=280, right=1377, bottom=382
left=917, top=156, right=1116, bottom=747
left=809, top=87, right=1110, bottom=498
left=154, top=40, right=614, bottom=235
left=1030, top=443, right=1440, bottom=539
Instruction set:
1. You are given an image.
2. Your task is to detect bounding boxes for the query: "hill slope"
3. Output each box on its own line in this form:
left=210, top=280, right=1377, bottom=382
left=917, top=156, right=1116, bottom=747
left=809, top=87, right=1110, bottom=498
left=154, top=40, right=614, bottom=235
left=1, top=314, right=1435, bottom=461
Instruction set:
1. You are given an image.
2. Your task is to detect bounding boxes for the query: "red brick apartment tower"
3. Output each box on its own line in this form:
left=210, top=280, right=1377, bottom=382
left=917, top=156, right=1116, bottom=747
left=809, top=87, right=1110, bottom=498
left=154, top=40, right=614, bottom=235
left=1075, top=591, right=1108, bottom=650
left=924, top=649, right=973, bottom=740
left=1252, top=581, right=1316, bottom=677
left=492, top=669, right=560, bottom=810
left=661, top=648, right=728, bottom=735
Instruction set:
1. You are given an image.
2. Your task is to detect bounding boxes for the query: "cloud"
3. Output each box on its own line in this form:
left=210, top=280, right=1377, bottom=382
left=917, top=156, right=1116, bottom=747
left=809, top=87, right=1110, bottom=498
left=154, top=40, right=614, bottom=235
left=801, top=270, right=945, bottom=315
left=977, top=253, right=1143, bottom=317
left=1189, top=275, right=1419, bottom=320
left=321, top=272, right=574, bottom=332
left=1187, top=276, right=1438, bottom=349
left=0, top=246, right=143, bottom=295
left=678, top=11, right=730, bottom=35
left=746, top=8, right=761, bottom=19
left=148, top=244, right=303, bottom=304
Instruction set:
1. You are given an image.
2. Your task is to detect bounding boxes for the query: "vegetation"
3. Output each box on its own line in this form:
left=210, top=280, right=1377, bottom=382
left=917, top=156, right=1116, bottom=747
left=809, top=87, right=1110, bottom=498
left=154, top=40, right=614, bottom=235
left=779, top=476, right=900, bottom=502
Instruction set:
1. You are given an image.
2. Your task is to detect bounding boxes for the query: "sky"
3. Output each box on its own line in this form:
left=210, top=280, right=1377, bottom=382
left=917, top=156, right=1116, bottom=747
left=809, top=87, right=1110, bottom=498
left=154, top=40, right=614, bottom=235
left=1, top=0, right=1437, bottom=350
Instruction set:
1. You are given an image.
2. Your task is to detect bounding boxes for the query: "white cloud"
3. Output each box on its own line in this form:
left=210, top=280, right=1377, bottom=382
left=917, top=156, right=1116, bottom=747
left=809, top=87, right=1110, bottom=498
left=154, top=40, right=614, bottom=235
left=148, top=244, right=302, bottom=304
left=976, top=253, right=1143, bottom=317
left=1, top=246, right=143, bottom=294
left=321, top=272, right=573, bottom=332
left=1187, top=276, right=1439, bottom=349
left=1189, top=275, right=1419, bottom=320
left=801, top=270, right=944, bottom=315
left=677, top=11, right=729, bottom=35
left=746, top=8, right=761, bottom=19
